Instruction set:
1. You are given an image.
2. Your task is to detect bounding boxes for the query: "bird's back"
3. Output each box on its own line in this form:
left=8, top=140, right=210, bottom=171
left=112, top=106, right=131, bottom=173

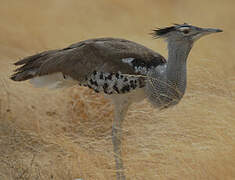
left=11, top=38, right=166, bottom=96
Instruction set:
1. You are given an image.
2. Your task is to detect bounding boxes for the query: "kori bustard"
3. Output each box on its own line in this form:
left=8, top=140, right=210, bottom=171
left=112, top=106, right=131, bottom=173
left=11, top=23, right=222, bottom=180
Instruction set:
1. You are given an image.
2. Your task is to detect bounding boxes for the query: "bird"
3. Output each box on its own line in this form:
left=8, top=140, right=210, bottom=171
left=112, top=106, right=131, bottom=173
left=10, top=23, right=222, bottom=180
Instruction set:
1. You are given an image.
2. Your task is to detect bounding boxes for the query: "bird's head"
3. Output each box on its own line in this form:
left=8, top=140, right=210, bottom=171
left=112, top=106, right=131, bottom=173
left=152, top=23, right=222, bottom=43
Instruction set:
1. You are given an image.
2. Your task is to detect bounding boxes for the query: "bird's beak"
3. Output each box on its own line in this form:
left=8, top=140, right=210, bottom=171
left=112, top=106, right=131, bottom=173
left=201, top=28, right=223, bottom=34
left=193, top=27, right=223, bottom=41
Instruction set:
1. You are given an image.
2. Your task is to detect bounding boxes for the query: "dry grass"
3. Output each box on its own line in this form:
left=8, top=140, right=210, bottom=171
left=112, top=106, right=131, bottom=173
left=0, top=0, right=235, bottom=179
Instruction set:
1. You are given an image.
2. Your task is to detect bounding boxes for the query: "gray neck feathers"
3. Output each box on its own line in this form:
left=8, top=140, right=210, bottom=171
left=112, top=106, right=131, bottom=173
left=166, top=40, right=193, bottom=99
left=145, top=39, right=193, bottom=108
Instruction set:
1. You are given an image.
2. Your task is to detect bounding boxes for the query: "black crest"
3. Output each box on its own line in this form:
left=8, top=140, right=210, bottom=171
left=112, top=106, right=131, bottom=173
left=151, top=23, right=190, bottom=38
left=153, top=26, right=175, bottom=37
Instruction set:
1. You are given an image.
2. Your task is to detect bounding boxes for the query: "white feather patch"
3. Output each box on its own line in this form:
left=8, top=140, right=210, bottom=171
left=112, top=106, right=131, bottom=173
left=178, top=27, right=190, bottom=31
left=121, top=57, right=135, bottom=65
left=29, top=73, right=77, bottom=89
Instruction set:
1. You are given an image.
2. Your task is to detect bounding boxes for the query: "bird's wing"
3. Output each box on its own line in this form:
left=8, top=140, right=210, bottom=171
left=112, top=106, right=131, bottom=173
left=11, top=38, right=166, bottom=82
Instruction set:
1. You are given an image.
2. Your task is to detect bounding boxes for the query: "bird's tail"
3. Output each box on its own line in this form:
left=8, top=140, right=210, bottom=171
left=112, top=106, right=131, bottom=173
left=10, top=50, right=77, bottom=89
left=11, top=50, right=57, bottom=81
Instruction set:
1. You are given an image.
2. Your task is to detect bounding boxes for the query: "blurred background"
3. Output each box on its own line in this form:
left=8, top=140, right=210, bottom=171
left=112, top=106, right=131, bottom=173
left=0, top=0, right=234, bottom=179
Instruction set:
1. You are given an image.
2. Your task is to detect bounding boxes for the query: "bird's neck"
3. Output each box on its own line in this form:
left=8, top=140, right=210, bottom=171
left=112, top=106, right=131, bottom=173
left=166, top=40, right=193, bottom=99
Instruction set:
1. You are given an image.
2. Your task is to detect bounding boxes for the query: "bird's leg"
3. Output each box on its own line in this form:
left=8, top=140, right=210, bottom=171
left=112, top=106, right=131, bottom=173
left=112, top=97, right=130, bottom=180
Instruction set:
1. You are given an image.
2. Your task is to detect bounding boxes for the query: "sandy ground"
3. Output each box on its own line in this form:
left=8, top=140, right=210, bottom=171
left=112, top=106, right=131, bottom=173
left=0, top=0, right=235, bottom=179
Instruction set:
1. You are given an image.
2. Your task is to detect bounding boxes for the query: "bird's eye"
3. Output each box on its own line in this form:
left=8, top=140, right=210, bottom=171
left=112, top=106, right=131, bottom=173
left=178, top=27, right=190, bottom=34
left=183, top=29, right=190, bottom=34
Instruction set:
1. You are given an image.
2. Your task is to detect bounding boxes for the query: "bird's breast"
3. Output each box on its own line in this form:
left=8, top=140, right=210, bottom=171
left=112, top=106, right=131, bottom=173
left=144, top=64, right=185, bottom=109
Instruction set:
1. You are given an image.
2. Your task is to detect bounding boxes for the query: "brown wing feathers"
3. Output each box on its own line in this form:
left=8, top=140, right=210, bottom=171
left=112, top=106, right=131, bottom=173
left=11, top=38, right=166, bottom=82
left=11, top=43, right=101, bottom=82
